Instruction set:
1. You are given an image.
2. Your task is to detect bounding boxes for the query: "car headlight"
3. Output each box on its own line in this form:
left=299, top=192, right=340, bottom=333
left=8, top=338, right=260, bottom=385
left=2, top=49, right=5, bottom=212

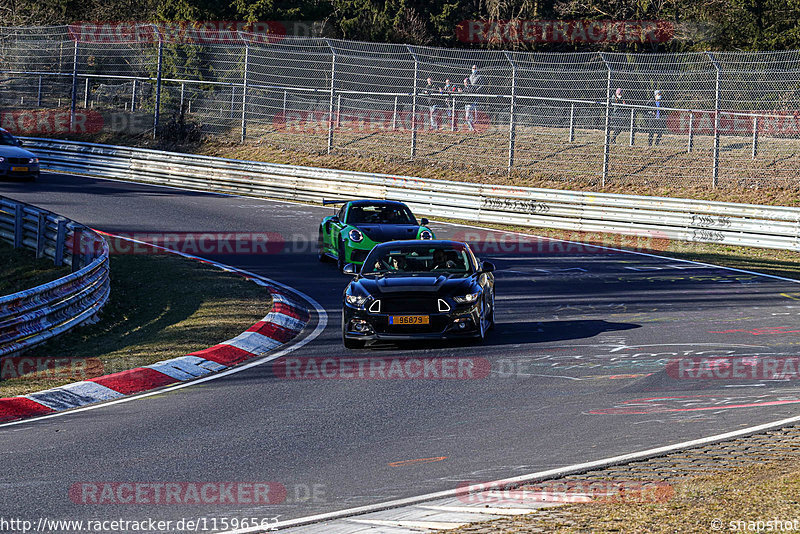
left=29, top=158, right=38, bottom=164
left=453, top=292, right=480, bottom=304
left=420, top=230, right=433, bottom=240
left=348, top=229, right=364, bottom=242
left=345, top=294, right=368, bottom=307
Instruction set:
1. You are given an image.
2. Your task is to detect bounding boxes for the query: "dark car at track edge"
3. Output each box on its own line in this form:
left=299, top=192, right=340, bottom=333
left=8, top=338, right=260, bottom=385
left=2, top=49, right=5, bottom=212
left=341, top=240, right=495, bottom=348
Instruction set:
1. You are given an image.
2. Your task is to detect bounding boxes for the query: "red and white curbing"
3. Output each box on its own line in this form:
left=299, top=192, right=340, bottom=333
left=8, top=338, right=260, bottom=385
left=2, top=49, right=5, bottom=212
left=0, top=232, right=311, bottom=424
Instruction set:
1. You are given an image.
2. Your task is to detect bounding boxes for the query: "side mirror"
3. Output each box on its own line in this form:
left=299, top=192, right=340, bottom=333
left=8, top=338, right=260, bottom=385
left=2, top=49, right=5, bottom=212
left=420, top=218, right=429, bottom=226
left=330, top=216, right=339, bottom=224
left=15, top=139, right=23, bottom=147
left=481, top=261, right=495, bottom=273
left=343, top=263, right=358, bottom=276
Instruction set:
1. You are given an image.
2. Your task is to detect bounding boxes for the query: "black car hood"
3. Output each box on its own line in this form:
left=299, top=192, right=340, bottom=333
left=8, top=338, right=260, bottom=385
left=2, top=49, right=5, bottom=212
left=356, top=274, right=474, bottom=294
left=355, top=224, right=420, bottom=242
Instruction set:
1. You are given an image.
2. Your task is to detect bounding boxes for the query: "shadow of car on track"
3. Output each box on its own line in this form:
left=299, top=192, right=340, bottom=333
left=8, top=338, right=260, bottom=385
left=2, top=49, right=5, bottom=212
left=352, top=320, right=641, bottom=351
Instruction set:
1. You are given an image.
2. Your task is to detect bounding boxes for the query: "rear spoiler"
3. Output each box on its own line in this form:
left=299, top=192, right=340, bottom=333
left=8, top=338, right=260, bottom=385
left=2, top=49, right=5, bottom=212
left=322, top=199, right=350, bottom=206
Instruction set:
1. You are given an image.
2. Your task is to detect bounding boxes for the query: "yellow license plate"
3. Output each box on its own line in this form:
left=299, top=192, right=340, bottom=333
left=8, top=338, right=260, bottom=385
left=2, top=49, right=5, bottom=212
left=390, top=315, right=430, bottom=325
left=11, top=167, right=28, bottom=172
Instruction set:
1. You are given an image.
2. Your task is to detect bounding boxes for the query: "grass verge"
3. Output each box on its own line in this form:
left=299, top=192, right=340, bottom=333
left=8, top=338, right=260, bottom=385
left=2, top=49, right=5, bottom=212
left=0, top=241, right=70, bottom=294
left=448, top=460, right=800, bottom=533
left=0, top=249, right=270, bottom=397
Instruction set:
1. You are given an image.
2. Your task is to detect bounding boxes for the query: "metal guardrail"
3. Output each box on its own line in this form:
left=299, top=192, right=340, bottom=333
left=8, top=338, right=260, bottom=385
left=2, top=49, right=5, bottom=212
left=23, top=137, right=800, bottom=252
left=0, top=196, right=110, bottom=357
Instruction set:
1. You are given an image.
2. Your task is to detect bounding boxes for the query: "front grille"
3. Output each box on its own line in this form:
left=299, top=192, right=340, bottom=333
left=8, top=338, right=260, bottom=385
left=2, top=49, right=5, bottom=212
left=8, top=158, right=28, bottom=165
left=381, top=296, right=439, bottom=314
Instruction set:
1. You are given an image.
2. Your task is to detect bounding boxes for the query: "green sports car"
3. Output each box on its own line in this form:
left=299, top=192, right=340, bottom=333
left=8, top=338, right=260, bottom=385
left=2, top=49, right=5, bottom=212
left=318, top=200, right=435, bottom=271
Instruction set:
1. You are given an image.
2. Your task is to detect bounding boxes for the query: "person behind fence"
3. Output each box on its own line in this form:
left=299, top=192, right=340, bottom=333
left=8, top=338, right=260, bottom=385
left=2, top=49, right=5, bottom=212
left=610, top=88, right=627, bottom=143
left=423, top=77, right=438, bottom=130
left=463, top=77, right=476, bottom=131
left=645, top=89, right=665, bottom=146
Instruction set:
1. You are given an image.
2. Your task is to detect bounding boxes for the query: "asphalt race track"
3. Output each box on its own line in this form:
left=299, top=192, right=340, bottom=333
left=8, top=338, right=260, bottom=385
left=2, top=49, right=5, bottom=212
left=3, top=172, right=800, bottom=531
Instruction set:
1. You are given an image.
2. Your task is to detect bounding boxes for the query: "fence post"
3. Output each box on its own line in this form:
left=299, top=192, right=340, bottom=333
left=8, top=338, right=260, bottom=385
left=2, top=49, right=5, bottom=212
left=131, top=79, right=137, bottom=113
left=153, top=32, right=164, bottom=139
left=179, top=82, right=185, bottom=112
left=504, top=51, right=517, bottom=175
left=392, top=96, right=398, bottom=130
left=751, top=115, right=758, bottom=159
left=241, top=42, right=249, bottom=142
left=325, top=39, right=336, bottom=154
left=70, top=39, right=78, bottom=133
left=37, top=76, right=42, bottom=108
left=568, top=103, right=575, bottom=142
left=283, top=90, right=287, bottom=115
left=13, top=204, right=23, bottom=248
left=708, top=52, right=721, bottom=188
left=84, top=77, right=90, bottom=108
left=599, top=52, right=612, bottom=187
left=336, top=94, right=341, bottom=128
left=629, top=107, right=635, bottom=146
left=406, top=45, right=419, bottom=160
left=230, top=85, right=236, bottom=118
left=451, top=98, right=456, bottom=131
left=687, top=112, right=694, bottom=152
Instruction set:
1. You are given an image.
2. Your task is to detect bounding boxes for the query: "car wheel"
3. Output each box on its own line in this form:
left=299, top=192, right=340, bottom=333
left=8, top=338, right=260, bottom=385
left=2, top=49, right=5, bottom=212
left=337, top=238, right=347, bottom=272
left=317, top=228, right=327, bottom=262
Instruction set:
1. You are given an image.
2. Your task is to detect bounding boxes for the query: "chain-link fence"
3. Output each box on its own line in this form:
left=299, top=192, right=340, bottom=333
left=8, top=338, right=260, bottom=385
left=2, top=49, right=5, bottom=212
left=3, top=25, right=800, bottom=188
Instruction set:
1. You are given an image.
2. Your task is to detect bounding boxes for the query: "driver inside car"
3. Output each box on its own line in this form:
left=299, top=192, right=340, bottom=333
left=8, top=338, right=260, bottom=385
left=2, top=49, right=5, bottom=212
left=431, top=249, right=457, bottom=270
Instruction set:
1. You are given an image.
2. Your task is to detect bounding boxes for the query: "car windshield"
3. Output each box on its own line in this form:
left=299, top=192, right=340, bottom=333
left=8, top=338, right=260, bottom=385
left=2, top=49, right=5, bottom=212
left=363, top=244, right=473, bottom=275
left=346, top=204, right=416, bottom=225
left=0, top=131, right=17, bottom=146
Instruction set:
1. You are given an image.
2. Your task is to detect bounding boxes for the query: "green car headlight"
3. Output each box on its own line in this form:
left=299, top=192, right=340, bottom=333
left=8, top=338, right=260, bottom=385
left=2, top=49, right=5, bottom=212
left=349, top=229, right=364, bottom=242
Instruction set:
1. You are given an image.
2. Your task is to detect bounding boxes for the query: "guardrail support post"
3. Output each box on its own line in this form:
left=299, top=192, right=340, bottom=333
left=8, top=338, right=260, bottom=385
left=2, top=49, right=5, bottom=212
left=54, top=219, right=67, bottom=266
left=629, top=107, right=635, bottom=146
left=13, top=204, right=23, bottom=248
left=599, top=52, right=612, bottom=187
left=153, top=30, right=164, bottom=139
left=36, top=212, right=47, bottom=259
left=241, top=43, right=249, bottom=142
left=131, top=79, right=137, bottom=113
left=752, top=116, right=758, bottom=159
left=71, top=229, right=83, bottom=272
left=325, top=40, right=336, bottom=154
left=504, top=51, right=517, bottom=175
left=37, top=76, right=43, bottom=108
left=687, top=112, right=694, bottom=153
left=568, top=103, right=575, bottom=142
left=708, top=52, right=721, bottom=188
left=70, top=39, right=79, bottom=133
left=407, top=45, right=419, bottom=160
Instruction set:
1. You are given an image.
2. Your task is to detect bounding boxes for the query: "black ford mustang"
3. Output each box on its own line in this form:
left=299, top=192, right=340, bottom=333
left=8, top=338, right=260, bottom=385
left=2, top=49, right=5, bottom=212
left=341, top=240, right=495, bottom=348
